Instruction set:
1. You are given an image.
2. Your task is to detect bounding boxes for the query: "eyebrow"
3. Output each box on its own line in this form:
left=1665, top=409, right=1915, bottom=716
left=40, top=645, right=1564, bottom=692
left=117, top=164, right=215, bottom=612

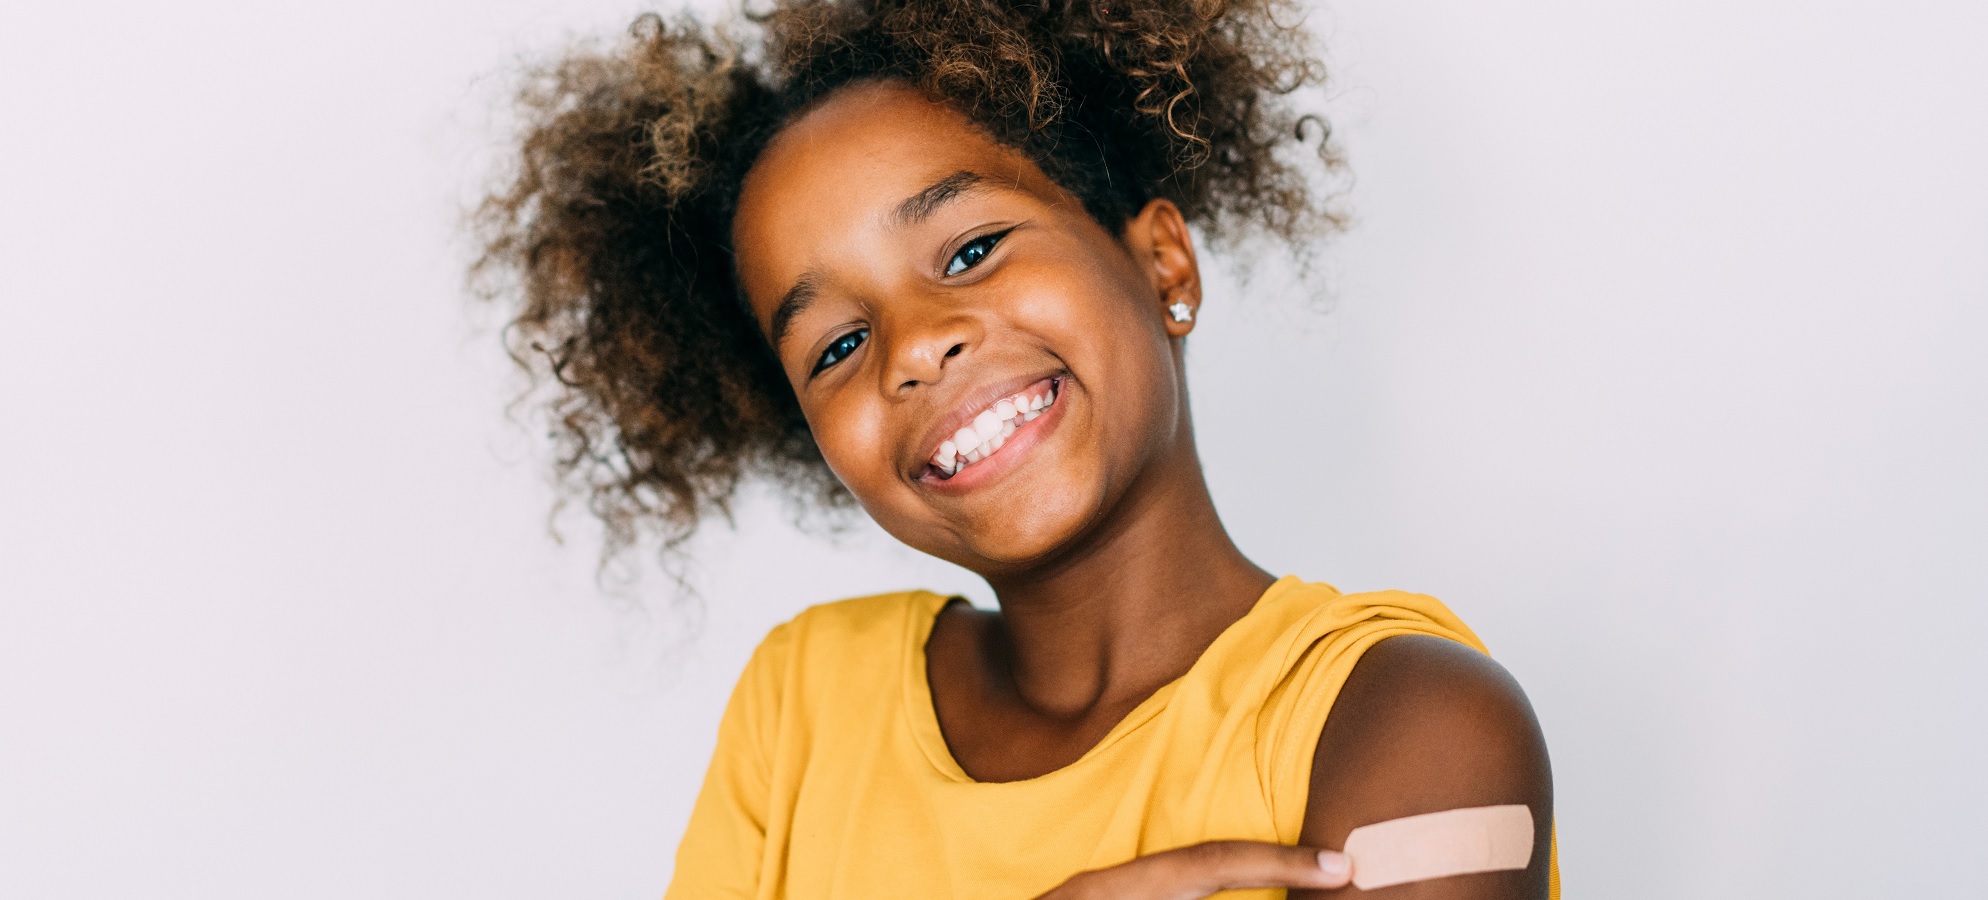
left=891, top=170, right=987, bottom=228
left=768, top=272, right=821, bottom=350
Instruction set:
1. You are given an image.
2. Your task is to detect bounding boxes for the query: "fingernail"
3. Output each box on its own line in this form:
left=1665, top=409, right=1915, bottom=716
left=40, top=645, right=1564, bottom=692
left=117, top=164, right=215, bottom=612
left=1317, top=850, right=1350, bottom=878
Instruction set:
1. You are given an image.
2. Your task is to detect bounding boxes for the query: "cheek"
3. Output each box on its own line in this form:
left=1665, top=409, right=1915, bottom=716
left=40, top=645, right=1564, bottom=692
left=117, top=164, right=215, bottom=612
left=802, top=390, right=894, bottom=493
left=1011, top=256, right=1179, bottom=426
left=1009, top=247, right=1160, bottom=352
left=802, top=387, right=955, bottom=547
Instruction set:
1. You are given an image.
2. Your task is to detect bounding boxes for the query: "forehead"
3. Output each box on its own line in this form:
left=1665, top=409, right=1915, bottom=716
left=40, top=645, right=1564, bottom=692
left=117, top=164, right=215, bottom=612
left=730, top=83, right=1051, bottom=317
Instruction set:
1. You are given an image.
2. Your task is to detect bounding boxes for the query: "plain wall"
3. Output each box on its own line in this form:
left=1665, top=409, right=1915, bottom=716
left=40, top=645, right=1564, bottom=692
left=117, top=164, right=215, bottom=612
left=2, top=0, right=1982, bottom=897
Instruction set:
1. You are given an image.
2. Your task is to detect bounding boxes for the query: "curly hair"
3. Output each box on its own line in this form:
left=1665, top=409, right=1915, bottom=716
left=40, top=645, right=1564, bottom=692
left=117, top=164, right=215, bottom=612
left=472, top=0, right=1342, bottom=564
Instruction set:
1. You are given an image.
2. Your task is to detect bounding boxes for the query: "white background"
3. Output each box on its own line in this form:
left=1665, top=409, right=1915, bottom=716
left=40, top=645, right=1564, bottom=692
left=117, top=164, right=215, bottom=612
left=3, top=1, right=1983, bottom=897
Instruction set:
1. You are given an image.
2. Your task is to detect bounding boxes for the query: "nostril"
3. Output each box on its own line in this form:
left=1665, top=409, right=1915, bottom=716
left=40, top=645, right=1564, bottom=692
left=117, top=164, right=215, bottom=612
left=944, top=343, right=964, bottom=359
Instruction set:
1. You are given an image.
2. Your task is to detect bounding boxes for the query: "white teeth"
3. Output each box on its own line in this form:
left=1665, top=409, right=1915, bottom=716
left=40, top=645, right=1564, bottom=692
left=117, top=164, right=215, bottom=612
left=930, top=381, right=1063, bottom=479
left=973, top=409, right=1003, bottom=442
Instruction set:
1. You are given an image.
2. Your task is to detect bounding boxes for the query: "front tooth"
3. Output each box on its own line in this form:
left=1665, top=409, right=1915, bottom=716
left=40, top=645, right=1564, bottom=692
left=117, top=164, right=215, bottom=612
left=995, top=399, right=1018, bottom=421
left=973, top=409, right=1003, bottom=441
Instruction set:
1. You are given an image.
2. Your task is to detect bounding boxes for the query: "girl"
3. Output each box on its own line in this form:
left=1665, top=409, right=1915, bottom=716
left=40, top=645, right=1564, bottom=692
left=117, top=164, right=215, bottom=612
left=476, top=0, right=1557, bottom=896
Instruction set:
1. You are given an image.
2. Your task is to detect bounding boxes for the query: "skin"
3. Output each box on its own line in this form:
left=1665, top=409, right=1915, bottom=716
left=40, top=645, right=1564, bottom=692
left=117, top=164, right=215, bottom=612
left=732, top=80, right=1553, bottom=899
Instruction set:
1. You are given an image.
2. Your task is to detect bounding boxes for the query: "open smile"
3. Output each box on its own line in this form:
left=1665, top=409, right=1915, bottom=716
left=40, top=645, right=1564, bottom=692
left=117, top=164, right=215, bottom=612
left=916, top=375, right=1064, bottom=486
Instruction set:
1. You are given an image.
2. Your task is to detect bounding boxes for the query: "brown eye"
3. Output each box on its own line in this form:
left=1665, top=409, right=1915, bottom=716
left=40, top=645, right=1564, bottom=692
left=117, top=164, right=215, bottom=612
left=810, top=327, right=868, bottom=376
left=944, top=229, right=1011, bottom=276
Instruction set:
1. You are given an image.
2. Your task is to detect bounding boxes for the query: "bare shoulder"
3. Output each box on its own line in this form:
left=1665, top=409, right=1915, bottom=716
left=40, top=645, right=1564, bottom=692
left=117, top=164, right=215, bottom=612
left=1292, top=635, right=1553, bottom=899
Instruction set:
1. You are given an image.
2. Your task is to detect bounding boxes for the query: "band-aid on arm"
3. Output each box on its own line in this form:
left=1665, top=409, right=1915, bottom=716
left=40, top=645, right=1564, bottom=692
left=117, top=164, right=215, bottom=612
left=1342, top=804, right=1535, bottom=890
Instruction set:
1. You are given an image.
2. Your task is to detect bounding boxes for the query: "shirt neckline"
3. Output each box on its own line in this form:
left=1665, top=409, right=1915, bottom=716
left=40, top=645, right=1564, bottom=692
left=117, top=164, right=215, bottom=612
left=900, top=575, right=1306, bottom=786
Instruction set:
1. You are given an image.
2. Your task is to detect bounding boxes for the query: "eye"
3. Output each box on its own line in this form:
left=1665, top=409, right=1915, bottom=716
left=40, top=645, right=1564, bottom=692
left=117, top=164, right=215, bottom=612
left=810, top=327, right=868, bottom=376
left=944, top=229, right=1012, bottom=277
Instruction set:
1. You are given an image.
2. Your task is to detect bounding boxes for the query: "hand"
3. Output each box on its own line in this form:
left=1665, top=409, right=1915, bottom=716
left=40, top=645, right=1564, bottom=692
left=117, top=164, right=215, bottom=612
left=1032, top=841, right=1351, bottom=900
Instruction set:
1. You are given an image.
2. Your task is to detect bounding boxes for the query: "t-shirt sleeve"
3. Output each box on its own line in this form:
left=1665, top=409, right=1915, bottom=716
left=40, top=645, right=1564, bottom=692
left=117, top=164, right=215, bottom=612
left=1254, top=590, right=1489, bottom=840
left=663, top=621, right=794, bottom=900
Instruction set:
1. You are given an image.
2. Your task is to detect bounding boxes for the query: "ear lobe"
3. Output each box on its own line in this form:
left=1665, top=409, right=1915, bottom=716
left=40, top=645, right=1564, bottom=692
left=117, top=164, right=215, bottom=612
left=1132, top=199, right=1201, bottom=336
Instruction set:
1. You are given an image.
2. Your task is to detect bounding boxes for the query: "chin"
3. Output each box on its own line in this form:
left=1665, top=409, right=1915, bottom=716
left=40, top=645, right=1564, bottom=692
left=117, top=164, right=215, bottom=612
left=947, top=493, right=1105, bottom=572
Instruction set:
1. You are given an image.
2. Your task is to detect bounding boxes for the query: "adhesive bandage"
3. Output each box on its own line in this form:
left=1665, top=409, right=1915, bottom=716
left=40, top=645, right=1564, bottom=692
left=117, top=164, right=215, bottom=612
left=1342, top=804, right=1535, bottom=890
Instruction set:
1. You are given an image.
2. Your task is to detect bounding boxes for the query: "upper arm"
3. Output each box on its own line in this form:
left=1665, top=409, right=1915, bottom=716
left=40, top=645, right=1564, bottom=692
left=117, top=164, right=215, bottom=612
left=1290, top=635, right=1553, bottom=899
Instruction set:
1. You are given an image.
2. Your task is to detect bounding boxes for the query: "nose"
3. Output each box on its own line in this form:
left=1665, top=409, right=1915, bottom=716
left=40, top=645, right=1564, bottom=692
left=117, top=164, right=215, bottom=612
left=878, top=304, right=976, bottom=396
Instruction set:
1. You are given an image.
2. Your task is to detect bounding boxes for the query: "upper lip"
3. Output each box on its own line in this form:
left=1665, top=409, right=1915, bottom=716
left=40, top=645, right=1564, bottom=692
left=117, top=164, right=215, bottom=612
left=908, top=368, right=1063, bottom=480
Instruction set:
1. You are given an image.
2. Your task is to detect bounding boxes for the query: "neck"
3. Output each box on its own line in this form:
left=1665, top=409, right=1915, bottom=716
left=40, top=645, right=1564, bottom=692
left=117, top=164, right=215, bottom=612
left=981, top=437, right=1275, bottom=720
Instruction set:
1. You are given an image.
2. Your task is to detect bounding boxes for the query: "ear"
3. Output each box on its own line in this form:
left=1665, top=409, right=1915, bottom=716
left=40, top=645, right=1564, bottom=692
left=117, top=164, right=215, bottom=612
left=1123, top=199, right=1202, bottom=337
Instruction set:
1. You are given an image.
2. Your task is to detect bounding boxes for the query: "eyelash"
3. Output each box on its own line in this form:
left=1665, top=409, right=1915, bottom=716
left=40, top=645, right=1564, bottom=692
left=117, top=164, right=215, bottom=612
left=945, top=228, right=1013, bottom=276
left=811, top=327, right=868, bottom=376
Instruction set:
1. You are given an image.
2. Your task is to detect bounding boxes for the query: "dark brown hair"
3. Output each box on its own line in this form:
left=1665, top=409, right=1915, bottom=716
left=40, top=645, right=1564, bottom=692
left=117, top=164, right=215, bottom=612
left=472, top=0, right=1342, bottom=562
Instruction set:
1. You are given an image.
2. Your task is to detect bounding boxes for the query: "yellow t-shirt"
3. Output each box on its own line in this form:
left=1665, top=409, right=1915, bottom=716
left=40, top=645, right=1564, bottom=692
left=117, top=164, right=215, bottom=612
left=666, top=576, right=1559, bottom=898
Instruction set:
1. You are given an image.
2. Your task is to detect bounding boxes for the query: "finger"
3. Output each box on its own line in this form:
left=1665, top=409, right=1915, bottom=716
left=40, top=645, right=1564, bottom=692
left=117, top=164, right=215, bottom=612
left=1143, top=841, right=1351, bottom=898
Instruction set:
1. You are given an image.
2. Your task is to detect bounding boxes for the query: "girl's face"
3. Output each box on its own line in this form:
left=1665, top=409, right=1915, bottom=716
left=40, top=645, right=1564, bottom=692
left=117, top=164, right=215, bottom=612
left=732, top=81, right=1201, bottom=575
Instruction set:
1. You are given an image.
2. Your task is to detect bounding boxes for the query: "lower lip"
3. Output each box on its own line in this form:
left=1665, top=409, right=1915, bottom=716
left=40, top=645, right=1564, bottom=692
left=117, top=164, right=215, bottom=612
left=919, top=377, right=1067, bottom=493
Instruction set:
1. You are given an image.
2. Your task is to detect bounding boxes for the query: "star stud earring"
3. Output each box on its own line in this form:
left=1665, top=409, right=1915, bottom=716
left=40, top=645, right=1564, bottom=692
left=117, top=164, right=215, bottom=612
left=1168, top=301, right=1194, bottom=323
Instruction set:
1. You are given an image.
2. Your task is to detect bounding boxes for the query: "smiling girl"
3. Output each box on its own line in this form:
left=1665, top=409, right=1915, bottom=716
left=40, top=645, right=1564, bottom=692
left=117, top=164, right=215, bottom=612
left=476, top=0, right=1556, bottom=897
